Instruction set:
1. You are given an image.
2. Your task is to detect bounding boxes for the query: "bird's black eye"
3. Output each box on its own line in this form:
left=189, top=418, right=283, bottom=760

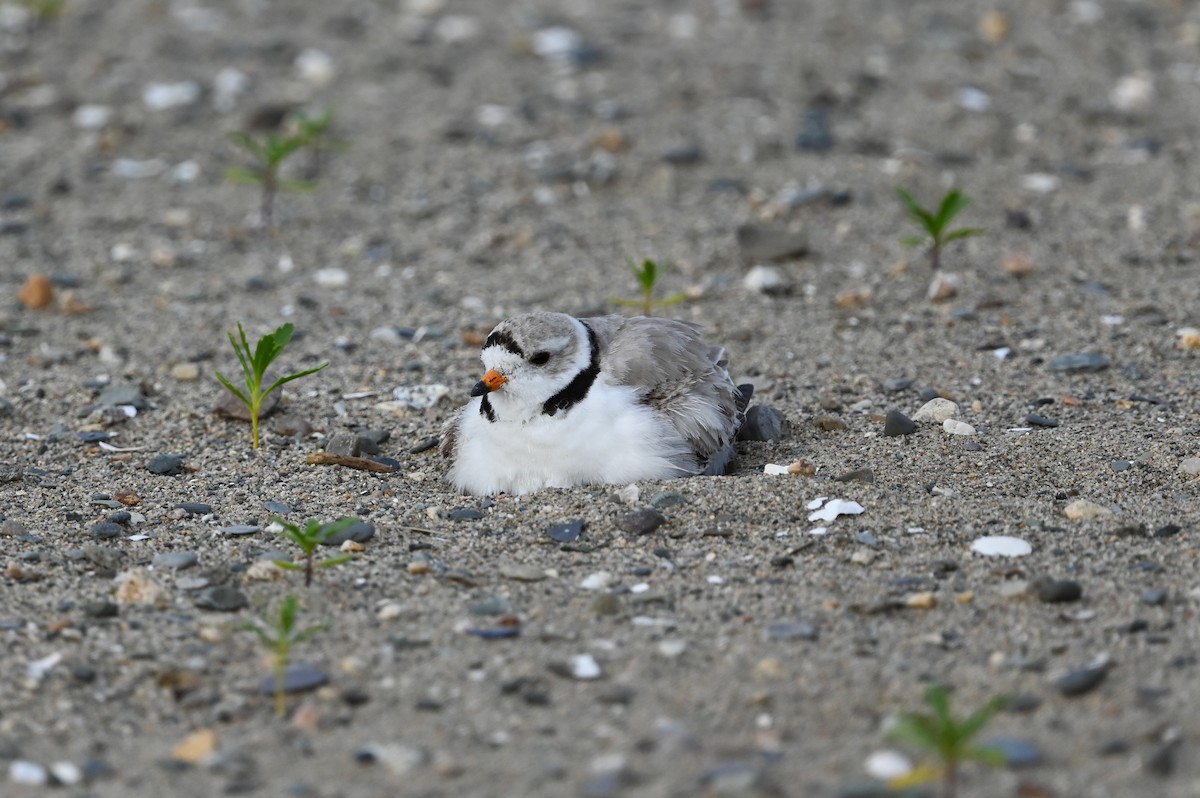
left=529, top=351, right=551, bottom=366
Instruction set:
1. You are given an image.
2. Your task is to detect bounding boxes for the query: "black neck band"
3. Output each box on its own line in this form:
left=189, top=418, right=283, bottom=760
left=542, top=323, right=600, bottom=417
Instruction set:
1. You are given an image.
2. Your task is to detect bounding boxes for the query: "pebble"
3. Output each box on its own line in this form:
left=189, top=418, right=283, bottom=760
left=19, top=274, right=54, bottom=310
left=615, top=508, right=666, bottom=536
left=766, top=621, right=818, bottom=641
left=736, top=223, right=808, bottom=262
left=569, top=654, right=602, bottom=680
left=355, top=743, right=427, bottom=776
left=176, top=502, right=212, bottom=515
left=147, top=454, right=185, bottom=475
left=650, top=491, right=688, bottom=509
left=971, top=536, right=1032, bottom=557
left=881, top=378, right=915, bottom=392
left=115, top=568, right=168, bottom=606
left=1047, top=353, right=1110, bottom=373
left=928, top=272, right=961, bottom=302
left=912, top=398, right=959, bottom=423
left=261, top=663, right=329, bottom=695
left=143, top=81, right=201, bottom=109
left=835, top=468, right=875, bottom=484
left=9, top=760, right=48, bottom=786
left=737, top=405, right=790, bottom=441
left=153, top=551, right=198, bottom=570
left=220, top=524, right=260, bottom=537
left=171, top=363, right=200, bottom=381
left=1140, top=589, right=1167, bottom=606
left=1111, top=460, right=1133, bottom=472
left=882, top=410, right=916, bottom=437
left=984, top=737, right=1043, bottom=767
left=863, top=750, right=912, bottom=781
left=942, top=419, right=976, bottom=436
left=1056, top=664, right=1108, bottom=696
left=1178, top=457, right=1200, bottom=475
left=1064, top=499, right=1112, bottom=521
left=661, top=143, right=704, bottom=165
left=1034, top=577, right=1082, bottom=603
left=89, top=521, right=122, bottom=539
left=547, top=519, right=584, bottom=543
left=264, top=500, right=292, bottom=515
left=795, top=107, right=834, bottom=151
left=96, top=383, right=148, bottom=410
left=813, top=416, right=847, bottom=432
left=742, top=264, right=791, bottom=295
left=448, top=508, right=485, bottom=521
left=193, top=586, right=248, bottom=612
left=1151, top=523, right=1181, bottom=539
left=580, top=571, right=613, bottom=591
left=498, top=563, right=547, bottom=582
left=323, top=521, right=374, bottom=545
left=1026, top=413, right=1059, bottom=427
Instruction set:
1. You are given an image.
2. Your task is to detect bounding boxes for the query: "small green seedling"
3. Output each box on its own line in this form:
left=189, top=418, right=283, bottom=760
left=887, top=685, right=1006, bottom=798
left=214, top=322, right=328, bottom=449
left=612, top=258, right=687, bottom=316
left=897, top=188, right=984, bottom=271
left=272, top=517, right=357, bottom=586
left=244, top=594, right=326, bottom=718
left=293, top=109, right=347, bottom=180
left=226, top=128, right=316, bottom=228
left=17, top=0, right=65, bottom=21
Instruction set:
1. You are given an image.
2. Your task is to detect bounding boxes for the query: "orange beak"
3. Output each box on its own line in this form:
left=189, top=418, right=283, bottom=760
left=470, top=369, right=508, bottom=397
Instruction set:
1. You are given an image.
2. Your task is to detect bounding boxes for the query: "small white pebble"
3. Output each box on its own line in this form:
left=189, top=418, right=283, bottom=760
left=865, top=750, right=913, bottom=781
left=314, top=268, right=349, bottom=288
left=579, top=571, right=612, bottom=591
left=9, top=760, right=47, bottom=786
left=570, top=653, right=602, bottom=680
left=943, top=418, right=976, bottom=436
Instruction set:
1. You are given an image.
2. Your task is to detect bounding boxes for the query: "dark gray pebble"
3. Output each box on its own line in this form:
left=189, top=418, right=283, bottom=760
left=737, top=405, right=790, bottom=442
left=72, top=665, right=98, bottom=683
left=1056, top=664, right=1108, bottom=696
left=78, top=430, right=115, bottom=443
left=1003, top=693, right=1041, bottom=713
left=83, top=601, right=119, bottom=619
left=881, top=378, right=915, bottom=392
left=615, top=508, right=666, bottom=536
left=916, top=387, right=942, bottom=402
left=96, top=383, right=148, bottom=410
left=1047, top=352, right=1110, bottom=373
left=325, top=431, right=359, bottom=457
left=341, top=686, right=370, bottom=707
left=766, top=621, right=818, bottom=641
left=106, top=511, right=131, bottom=525
left=964, top=442, right=984, bottom=451
left=882, top=410, right=917, bottom=437
left=795, top=107, right=834, bottom=151
left=153, top=551, right=198, bottom=570
left=983, top=736, right=1043, bottom=767
left=1140, top=589, right=1168, bottom=606
left=855, top=531, right=879, bottom=548
left=650, top=491, right=688, bottom=509
left=146, top=454, right=185, bottom=475
left=176, top=502, right=212, bottom=515
left=89, top=522, right=122, bottom=540
left=661, top=143, right=703, bottom=165
left=322, top=520, right=374, bottom=545
left=261, top=663, right=329, bottom=695
left=1026, top=413, right=1059, bottom=427
left=547, top=519, right=584, bottom=543
left=1111, top=460, right=1133, bottom=472
left=1152, top=524, right=1181, bottom=538
left=834, top=467, right=874, bottom=484
left=448, top=508, right=485, bottom=521
left=409, top=436, right=439, bottom=454
left=735, top=223, right=807, bottom=262
left=193, top=586, right=248, bottom=612
left=1034, top=577, right=1083, bottom=603
left=1144, top=738, right=1181, bottom=777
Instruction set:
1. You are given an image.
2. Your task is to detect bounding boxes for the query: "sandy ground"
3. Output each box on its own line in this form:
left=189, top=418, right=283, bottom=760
left=2, top=1, right=1200, bottom=796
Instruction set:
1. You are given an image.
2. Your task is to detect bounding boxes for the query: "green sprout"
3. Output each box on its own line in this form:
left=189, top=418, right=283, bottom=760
left=16, top=0, right=65, bottom=21
left=272, top=517, right=357, bottom=586
left=612, top=258, right=687, bottom=316
left=214, top=322, right=328, bottom=449
left=886, top=685, right=1006, bottom=798
left=897, top=188, right=985, bottom=271
left=226, top=129, right=315, bottom=228
left=293, top=109, right=347, bottom=180
left=244, top=594, right=326, bottom=718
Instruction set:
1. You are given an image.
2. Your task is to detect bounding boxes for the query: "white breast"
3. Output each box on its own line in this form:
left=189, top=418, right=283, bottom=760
left=447, top=378, right=694, bottom=495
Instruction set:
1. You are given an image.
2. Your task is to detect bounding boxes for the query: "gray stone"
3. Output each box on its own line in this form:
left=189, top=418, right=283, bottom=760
left=325, top=430, right=359, bottom=457
left=766, top=621, right=818, bottom=641
left=96, top=383, right=148, bottom=410
left=1056, top=665, right=1108, bottom=696
left=615, top=508, right=666, bottom=536
left=882, top=409, right=917, bottom=436
left=263, top=500, right=292, bottom=515
left=736, top=223, right=807, bottom=262
left=1111, top=460, right=1133, bottom=472
left=220, top=524, right=261, bottom=536
left=547, top=520, right=584, bottom=542
left=1140, top=588, right=1167, bottom=605
left=984, top=736, right=1044, bottom=767
left=261, top=663, right=329, bottom=695
left=153, top=551, right=198, bottom=570
left=1026, top=413, right=1059, bottom=427
left=1047, top=352, right=1110, bottom=373
left=448, top=508, right=485, bottom=521
left=176, top=502, right=212, bottom=515
left=89, top=521, right=122, bottom=539
left=322, top=520, right=374, bottom=546
left=737, top=405, right=790, bottom=442
left=1034, top=577, right=1082, bottom=603
left=194, top=586, right=248, bottom=612
left=650, top=491, right=688, bottom=509
left=146, top=454, right=185, bottom=475
left=835, top=467, right=875, bottom=484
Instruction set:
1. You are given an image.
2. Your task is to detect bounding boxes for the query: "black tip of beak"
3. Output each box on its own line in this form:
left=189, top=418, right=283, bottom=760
left=470, top=381, right=491, bottom=397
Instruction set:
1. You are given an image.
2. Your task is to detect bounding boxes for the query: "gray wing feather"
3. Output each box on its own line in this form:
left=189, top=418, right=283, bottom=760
left=584, top=315, right=742, bottom=474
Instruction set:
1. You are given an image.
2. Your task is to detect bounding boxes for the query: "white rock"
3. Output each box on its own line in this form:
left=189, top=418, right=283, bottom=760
left=956, top=86, right=991, bottom=112
left=532, top=26, right=582, bottom=61
left=807, top=498, right=865, bottom=523
left=475, top=104, right=514, bottom=128
left=72, top=104, right=112, bottom=129
left=49, top=762, right=82, bottom=786
left=1110, top=73, right=1154, bottom=112
left=865, top=749, right=913, bottom=781
left=912, top=398, right=959, bottom=423
left=805, top=497, right=828, bottom=510
left=295, top=48, right=336, bottom=86
left=391, top=383, right=450, bottom=410
left=1063, top=499, right=1112, bottom=520
left=657, top=639, right=688, bottom=659
left=212, top=67, right=247, bottom=113
left=433, top=14, right=482, bottom=43
left=707, top=574, right=724, bottom=585
left=1181, top=457, right=1200, bottom=476
left=971, top=536, right=1032, bottom=557
left=743, top=264, right=789, bottom=295
left=942, top=418, right=976, bottom=436
left=570, top=653, right=602, bottom=680
left=9, top=760, right=47, bottom=786
left=1021, top=173, right=1060, bottom=193
left=580, top=571, right=612, bottom=591
left=143, top=81, right=201, bottom=110
left=763, top=463, right=791, bottom=476
left=617, top=484, right=640, bottom=505
left=313, top=267, right=349, bottom=288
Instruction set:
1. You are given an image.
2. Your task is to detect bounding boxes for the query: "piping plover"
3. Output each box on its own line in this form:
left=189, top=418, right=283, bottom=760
left=440, top=312, right=750, bottom=495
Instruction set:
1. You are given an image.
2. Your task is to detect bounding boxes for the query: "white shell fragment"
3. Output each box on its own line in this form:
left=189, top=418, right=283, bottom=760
left=865, top=749, right=914, bottom=781
left=807, top=498, right=865, bottom=523
left=763, top=463, right=791, bottom=475
left=390, top=384, right=450, bottom=410
left=971, top=536, right=1032, bottom=557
